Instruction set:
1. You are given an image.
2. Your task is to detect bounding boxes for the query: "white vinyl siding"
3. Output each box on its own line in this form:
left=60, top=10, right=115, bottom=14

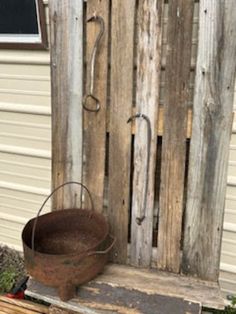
left=220, top=89, right=236, bottom=296
left=0, top=1, right=51, bottom=252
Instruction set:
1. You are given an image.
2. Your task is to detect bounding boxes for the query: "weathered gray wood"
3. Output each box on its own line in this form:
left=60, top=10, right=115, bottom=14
left=28, top=281, right=201, bottom=314
left=182, top=0, right=236, bottom=281
left=107, top=106, right=193, bottom=138
left=78, top=283, right=201, bottom=314
left=49, top=1, right=83, bottom=209
left=49, top=306, right=79, bottom=314
left=108, top=0, right=135, bottom=263
left=130, top=0, right=163, bottom=267
left=26, top=264, right=225, bottom=311
left=157, top=0, right=194, bottom=272
left=83, top=0, right=109, bottom=213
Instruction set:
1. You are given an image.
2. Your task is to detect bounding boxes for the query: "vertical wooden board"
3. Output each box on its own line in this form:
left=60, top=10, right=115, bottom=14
left=49, top=1, right=83, bottom=210
left=182, top=0, right=236, bottom=281
left=83, top=1, right=109, bottom=213
left=130, top=0, right=163, bottom=267
left=157, top=0, right=194, bottom=272
left=108, top=0, right=135, bottom=263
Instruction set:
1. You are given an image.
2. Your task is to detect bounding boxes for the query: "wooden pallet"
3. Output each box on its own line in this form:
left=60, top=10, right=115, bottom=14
left=50, top=0, right=236, bottom=283
left=0, top=296, right=48, bottom=314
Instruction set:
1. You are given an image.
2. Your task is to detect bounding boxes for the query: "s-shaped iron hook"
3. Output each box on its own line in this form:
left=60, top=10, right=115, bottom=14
left=127, top=113, right=152, bottom=225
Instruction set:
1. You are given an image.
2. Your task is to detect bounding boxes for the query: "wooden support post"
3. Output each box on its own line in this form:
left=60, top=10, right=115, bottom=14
left=157, top=0, right=194, bottom=272
left=49, top=1, right=83, bottom=209
left=182, top=0, right=236, bottom=281
left=130, top=0, right=163, bottom=267
left=108, top=0, right=135, bottom=263
left=83, top=0, right=109, bottom=213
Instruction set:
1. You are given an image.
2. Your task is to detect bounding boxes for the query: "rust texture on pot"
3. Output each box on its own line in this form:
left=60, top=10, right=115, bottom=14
left=22, top=208, right=114, bottom=301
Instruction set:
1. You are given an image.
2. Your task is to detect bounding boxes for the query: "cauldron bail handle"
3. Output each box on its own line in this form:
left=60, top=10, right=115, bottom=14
left=88, top=234, right=116, bottom=256
left=31, top=181, right=94, bottom=253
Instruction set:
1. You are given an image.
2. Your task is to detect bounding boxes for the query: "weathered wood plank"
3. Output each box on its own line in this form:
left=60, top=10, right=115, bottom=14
left=0, top=297, right=48, bottom=314
left=157, top=0, right=194, bottom=272
left=107, top=106, right=193, bottom=138
left=27, top=279, right=201, bottom=314
left=130, top=0, right=163, bottom=267
left=49, top=306, right=80, bottom=314
left=26, top=264, right=225, bottom=311
left=49, top=1, right=83, bottom=209
left=77, top=283, right=201, bottom=314
left=0, top=309, right=19, bottom=314
left=0, top=302, right=40, bottom=314
left=182, top=0, right=236, bottom=281
left=108, top=0, right=135, bottom=263
left=83, top=0, right=109, bottom=213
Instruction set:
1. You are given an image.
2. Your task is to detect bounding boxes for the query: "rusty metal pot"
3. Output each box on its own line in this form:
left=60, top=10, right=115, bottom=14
left=22, top=182, right=115, bottom=301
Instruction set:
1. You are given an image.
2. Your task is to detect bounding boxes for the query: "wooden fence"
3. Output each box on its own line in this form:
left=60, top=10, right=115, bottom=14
left=49, top=0, right=236, bottom=282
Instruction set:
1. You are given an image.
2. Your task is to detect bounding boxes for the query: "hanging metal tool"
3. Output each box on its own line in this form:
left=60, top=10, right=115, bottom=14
left=83, top=14, right=105, bottom=112
left=127, top=113, right=152, bottom=225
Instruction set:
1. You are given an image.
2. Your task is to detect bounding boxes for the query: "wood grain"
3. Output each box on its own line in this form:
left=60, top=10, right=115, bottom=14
left=157, top=0, right=194, bottom=272
left=0, top=297, right=48, bottom=314
left=108, top=0, right=135, bottom=263
left=49, top=306, right=79, bottom=314
left=0, top=297, right=49, bottom=314
left=76, top=283, right=200, bottom=314
left=27, top=265, right=225, bottom=311
left=83, top=0, right=109, bottom=213
left=107, top=106, right=193, bottom=138
left=182, top=0, right=236, bottom=281
left=49, top=1, right=83, bottom=209
left=0, top=302, right=40, bottom=314
left=130, top=0, right=163, bottom=267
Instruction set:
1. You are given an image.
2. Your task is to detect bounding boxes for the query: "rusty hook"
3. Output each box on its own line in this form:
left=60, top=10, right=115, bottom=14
left=83, top=14, right=105, bottom=113
left=127, top=113, right=152, bottom=225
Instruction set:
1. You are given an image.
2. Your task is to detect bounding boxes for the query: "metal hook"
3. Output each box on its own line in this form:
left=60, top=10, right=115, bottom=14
left=83, top=14, right=105, bottom=113
left=127, top=113, right=152, bottom=225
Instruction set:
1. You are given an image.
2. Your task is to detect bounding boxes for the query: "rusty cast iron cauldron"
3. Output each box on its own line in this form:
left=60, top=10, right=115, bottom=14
left=22, top=182, right=115, bottom=301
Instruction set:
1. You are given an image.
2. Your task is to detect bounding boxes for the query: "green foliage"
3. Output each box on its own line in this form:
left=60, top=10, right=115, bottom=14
left=0, top=245, right=26, bottom=294
left=210, top=307, right=236, bottom=314
left=0, top=268, right=17, bottom=293
left=231, top=296, right=236, bottom=307
left=224, top=307, right=236, bottom=314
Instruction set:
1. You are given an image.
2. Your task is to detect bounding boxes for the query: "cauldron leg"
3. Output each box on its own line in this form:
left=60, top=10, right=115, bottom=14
left=58, top=283, right=76, bottom=301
